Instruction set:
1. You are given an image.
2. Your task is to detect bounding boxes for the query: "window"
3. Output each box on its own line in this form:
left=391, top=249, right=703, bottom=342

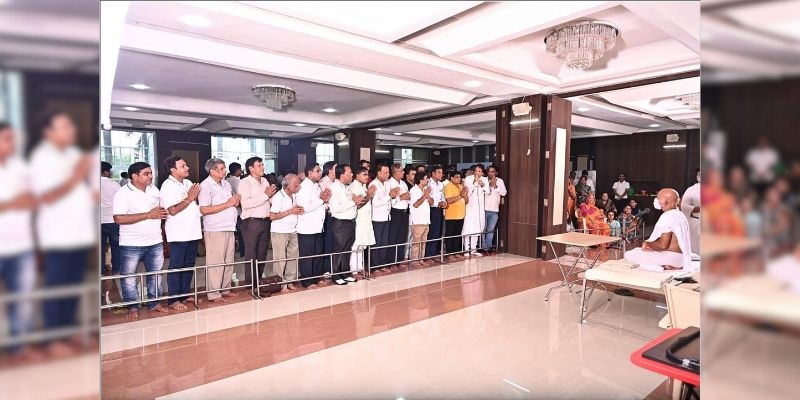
left=211, top=135, right=277, bottom=174
left=100, top=129, right=156, bottom=181
left=400, top=148, right=413, bottom=166
left=316, top=142, right=335, bottom=165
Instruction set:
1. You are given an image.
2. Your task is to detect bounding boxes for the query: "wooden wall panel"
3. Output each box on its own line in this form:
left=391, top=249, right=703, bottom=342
left=277, top=138, right=316, bottom=174
left=538, top=95, right=572, bottom=259
left=571, top=129, right=700, bottom=196
left=346, top=128, right=375, bottom=166
left=154, top=129, right=212, bottom=187
left=496, top=105, right=511, bottom=254
left=505, top=96, right=542, bottom=258
left=704, top=78, right=800, bottom=170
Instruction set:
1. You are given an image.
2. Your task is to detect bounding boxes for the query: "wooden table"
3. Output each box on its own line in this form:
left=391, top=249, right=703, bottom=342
left=537, top=232, right=621, bottom=301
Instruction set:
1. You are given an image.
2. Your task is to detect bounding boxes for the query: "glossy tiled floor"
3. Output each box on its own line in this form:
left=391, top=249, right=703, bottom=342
left=101, top=255, right=669, bottom=399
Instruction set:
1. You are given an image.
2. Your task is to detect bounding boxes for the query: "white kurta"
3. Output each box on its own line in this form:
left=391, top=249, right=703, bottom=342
left=462, top=175, right=490, bottom=236
left=351, top=181, right=375, bottom=246
left=682, top=183, right=701, bottom=254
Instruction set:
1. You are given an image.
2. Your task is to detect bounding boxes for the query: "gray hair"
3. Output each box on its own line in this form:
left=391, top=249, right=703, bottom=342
left=205, top=158, right=225, bottom=173
left=281, top=173, right=298, bottom=188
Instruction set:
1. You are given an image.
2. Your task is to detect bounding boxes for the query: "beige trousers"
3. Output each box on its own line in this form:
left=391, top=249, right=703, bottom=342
left=205, top=231, right=235, bottom=300
left=410, top=224, right=430, bottom=262
left=271, top=232, right=299, bottom=281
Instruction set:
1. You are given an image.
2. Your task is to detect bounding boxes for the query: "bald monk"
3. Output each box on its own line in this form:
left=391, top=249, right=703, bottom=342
left=624, top=188, right=692, bottom=270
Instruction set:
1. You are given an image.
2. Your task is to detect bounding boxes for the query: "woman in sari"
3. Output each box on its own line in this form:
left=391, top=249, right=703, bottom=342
left=579, top=194, right=611, bottom=236
left=566, top=172, right=577, bottom=227
left=598, top=192, right=617, bottom=214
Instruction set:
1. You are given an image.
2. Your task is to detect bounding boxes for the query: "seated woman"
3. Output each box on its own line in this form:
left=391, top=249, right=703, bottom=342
left=619, top=205, right=639, bottom=241
left=579, top=194, right=611, bottom=236
left=576, top=176, right=592, bottom=207
left=608, top=210, right=621, bottom=237
left=598, top=192, right=617, bottom=214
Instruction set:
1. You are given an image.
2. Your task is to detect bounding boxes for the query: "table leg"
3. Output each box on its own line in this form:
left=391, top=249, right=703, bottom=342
left=545, top=243, right=586, bottom=301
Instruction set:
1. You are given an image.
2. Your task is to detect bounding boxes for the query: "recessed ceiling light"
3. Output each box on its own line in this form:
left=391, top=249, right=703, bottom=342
left=293, top=123, right=306, bottom=127
left=464, top=81, right=482, bottom=88
left=323, top=108, right=337, bottom=113
left=123, top=106, right=139, bottom=111
left=130, top=83, right=150, bottom=90
left=577, top=107, right=591, bottom=112
left=372, top=128, right=383, bottom=131
left=649, top=124, right=660, bottom=128
left=181, top=15, right=211, bottom=28
left=472, top=140, right=480, bottom=143
left=393, top=132, right=403, bottom=136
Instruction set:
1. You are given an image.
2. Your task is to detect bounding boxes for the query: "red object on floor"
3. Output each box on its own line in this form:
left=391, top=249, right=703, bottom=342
left=630, top=328, right=700, bottom=387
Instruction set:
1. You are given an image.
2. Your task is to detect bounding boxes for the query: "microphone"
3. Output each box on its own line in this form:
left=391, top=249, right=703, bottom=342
left=633, top=208, right=650, bottom=219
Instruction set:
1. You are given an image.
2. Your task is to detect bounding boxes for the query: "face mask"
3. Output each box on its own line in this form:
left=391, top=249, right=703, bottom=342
left=653, top=197, right=662, bottom=210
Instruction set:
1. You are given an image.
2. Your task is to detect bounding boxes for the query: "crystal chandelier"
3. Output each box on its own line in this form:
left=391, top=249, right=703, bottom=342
left=676, top=93, right=700, bottom=111
left=544, top=20, right=619, bottom=70
left=252, top=84, right=296, bottom=111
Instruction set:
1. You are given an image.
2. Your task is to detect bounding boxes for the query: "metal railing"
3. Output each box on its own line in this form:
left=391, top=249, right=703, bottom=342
left=0, top=283, right=98, bottom=347
left=99, top=227, right=500, bottom=309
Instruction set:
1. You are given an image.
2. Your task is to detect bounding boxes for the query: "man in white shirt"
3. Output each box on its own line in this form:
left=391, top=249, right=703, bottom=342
left=198, top=158, right=241, bottom=302
left=113, top=162, right=169, bottom=318
left=100, top=161, right=121, bottom=274
left=226, top=162, right=245, bottom=258
left=319, top=161, right=337, bottom=272
left=624, top=189, right=692, bottom=271
left=238, top=156, right=277, bottom=291
left=160, top=156, right=202, bottom=311
left=295, top=162, right=331, bottom=288
left=612, top=172, right=630, bottom=214
left=482, top=165, right=507, bottom=254
left=387, top=164, right=411, bottom=267
left=681, top=169, right=701, bottom=254
left=746, top=136, right=781, bottom=195
left=423, top=166, right=448, bottom=261
left=0, top=123, right=37, bottom=357
left=30, top=112, right=96, bottom=342
left=270, top=173, right=304, bottom=293
left=409, top=173, right=433, bottom=268
left=329, top=164, right=365, bottom=285
left=369, top=164, right=396, bottom=275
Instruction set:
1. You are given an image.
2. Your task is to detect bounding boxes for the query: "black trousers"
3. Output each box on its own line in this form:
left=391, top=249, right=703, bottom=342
left=389, top=208, right=409, bottom=263
left=371, top=221, right=391, bottom=269
left=322, top=212, right=333, bottom=272
left=444, top=219, right=464, bottom=255
left=297, top=232, right=324, bottom=287
left=242, top=217, right=270, bottom=289
left=330, top=217, right=355, bottom=279
left=425, top=208, right=444, bottom=258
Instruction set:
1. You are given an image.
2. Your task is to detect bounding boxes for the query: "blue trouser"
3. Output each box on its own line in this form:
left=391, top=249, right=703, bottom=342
left=101, top=223, right=121, bottom=274
left=425, top=208, right=444, bottom=257
left=120, top=243, right=165, bottom=310
left=483, top=211, right=499, bottom=251
left=167, top=240, right=198, bottom=303
left=43, top=248, right=89, bottom=331
left=0, top=251, right=35, bottom=352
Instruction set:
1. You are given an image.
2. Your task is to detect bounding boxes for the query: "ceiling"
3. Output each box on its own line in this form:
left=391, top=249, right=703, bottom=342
left=702, top=0, right=800, bottom=84
left=0, top=1, right=701, bottom=147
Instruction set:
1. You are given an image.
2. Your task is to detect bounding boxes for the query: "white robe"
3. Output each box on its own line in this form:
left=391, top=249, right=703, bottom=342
left=625, top=208, right=693, bottom=270
left=462, top=175, right=490, bottom=236
left=682, top=183, right=701, bottom=254
left=350, top=181, right=375, bottom=246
